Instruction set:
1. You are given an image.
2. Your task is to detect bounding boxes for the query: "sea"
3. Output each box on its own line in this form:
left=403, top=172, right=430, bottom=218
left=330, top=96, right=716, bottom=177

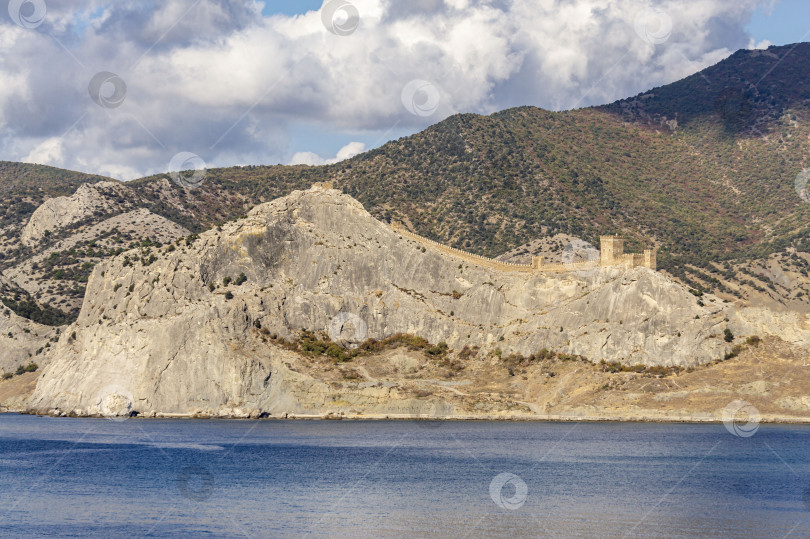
left=1, top=414, right=809, bottom=537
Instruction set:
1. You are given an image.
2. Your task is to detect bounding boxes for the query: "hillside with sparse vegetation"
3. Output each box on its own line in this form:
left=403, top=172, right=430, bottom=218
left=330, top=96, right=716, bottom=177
left=3, top=43, right=810, bottom=330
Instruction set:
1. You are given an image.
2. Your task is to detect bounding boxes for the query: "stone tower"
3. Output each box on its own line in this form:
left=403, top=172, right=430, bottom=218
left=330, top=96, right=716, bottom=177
left=600, top=236, right=624, bottom=266
left=643, top=249, right=657, bottom=270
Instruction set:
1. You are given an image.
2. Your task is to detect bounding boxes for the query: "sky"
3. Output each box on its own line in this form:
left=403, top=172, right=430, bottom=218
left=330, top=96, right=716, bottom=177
left=0, top=0, right=807, bottom=180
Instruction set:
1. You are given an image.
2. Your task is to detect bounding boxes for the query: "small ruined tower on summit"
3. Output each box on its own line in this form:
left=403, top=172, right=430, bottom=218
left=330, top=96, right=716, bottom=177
left=643, top=248, right=657, bottom=270
left=599, top=236, right=624, bottom=265
left=599, top=236, right=657, bottom=270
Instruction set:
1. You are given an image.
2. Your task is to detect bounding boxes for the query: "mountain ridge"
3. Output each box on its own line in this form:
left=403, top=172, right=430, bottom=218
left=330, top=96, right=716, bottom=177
left=1, top=43, right=810, bottom=334
left=4, top=40, right=810, bottom=417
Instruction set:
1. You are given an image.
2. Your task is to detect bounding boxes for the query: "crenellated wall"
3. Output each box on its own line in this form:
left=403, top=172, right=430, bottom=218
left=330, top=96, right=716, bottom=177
left=599, top=235, right=656, bottom=270
left=390, top=223, right=657, bottom=273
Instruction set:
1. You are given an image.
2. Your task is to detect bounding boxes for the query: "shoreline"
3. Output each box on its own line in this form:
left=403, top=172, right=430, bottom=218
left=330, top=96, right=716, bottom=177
left=4, top=409, right=810, bottom=425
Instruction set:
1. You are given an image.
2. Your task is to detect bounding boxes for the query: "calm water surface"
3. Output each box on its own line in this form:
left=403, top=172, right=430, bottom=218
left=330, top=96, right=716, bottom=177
left=1, top=414, right=809, bottom=537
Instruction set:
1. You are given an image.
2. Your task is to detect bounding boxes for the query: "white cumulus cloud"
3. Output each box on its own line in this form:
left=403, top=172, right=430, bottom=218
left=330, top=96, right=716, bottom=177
left=23, top=137, right=64, bottom=167
left=0, top=0, right=775, bottom=180
left=290, top=141, right=367, bottom=165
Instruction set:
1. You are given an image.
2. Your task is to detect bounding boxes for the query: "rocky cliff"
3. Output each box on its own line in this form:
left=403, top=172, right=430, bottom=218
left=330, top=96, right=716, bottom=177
left=26, top=186, right=803, bottom=418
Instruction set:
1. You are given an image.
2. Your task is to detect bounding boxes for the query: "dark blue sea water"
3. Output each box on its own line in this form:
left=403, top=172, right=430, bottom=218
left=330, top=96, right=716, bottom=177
left=1, top=414, right=809, bottom=537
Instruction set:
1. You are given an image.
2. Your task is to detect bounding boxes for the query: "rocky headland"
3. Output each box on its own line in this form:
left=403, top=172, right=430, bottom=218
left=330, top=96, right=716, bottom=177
left=12, top=187, right=808, bottom=421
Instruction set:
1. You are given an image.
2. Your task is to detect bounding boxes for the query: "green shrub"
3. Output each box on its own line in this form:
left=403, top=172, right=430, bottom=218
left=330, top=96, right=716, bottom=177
left=426, top=342, right=449, bottom=356
left=723, top=328, right=734, bottom=342
left=724, top=344, right=743, bottom=361
left=1, top=296, right=71, bottom=327
left=326, top=344, right=347, bottom=361
left=266, top=331, right=452, bottom=364
left=224, top=291, right=234, bottom=300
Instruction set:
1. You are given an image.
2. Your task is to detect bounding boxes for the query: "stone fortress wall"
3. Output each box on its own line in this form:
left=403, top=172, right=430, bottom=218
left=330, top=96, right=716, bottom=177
left=391, top=224, right=656, bottom=274
left=597, top=236, right=657, bottom=270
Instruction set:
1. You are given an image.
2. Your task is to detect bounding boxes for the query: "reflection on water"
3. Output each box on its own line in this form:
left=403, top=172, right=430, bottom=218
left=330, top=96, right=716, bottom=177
left=1, top=415, right=809, bottom=537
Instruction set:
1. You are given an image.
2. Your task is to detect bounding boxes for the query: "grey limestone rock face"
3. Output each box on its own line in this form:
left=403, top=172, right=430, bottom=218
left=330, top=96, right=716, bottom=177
left=0, top=310, right=56, bottom=373
left=20, top=181, right=127, bottom=246
left=26, top=187, right=771, bottom=416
